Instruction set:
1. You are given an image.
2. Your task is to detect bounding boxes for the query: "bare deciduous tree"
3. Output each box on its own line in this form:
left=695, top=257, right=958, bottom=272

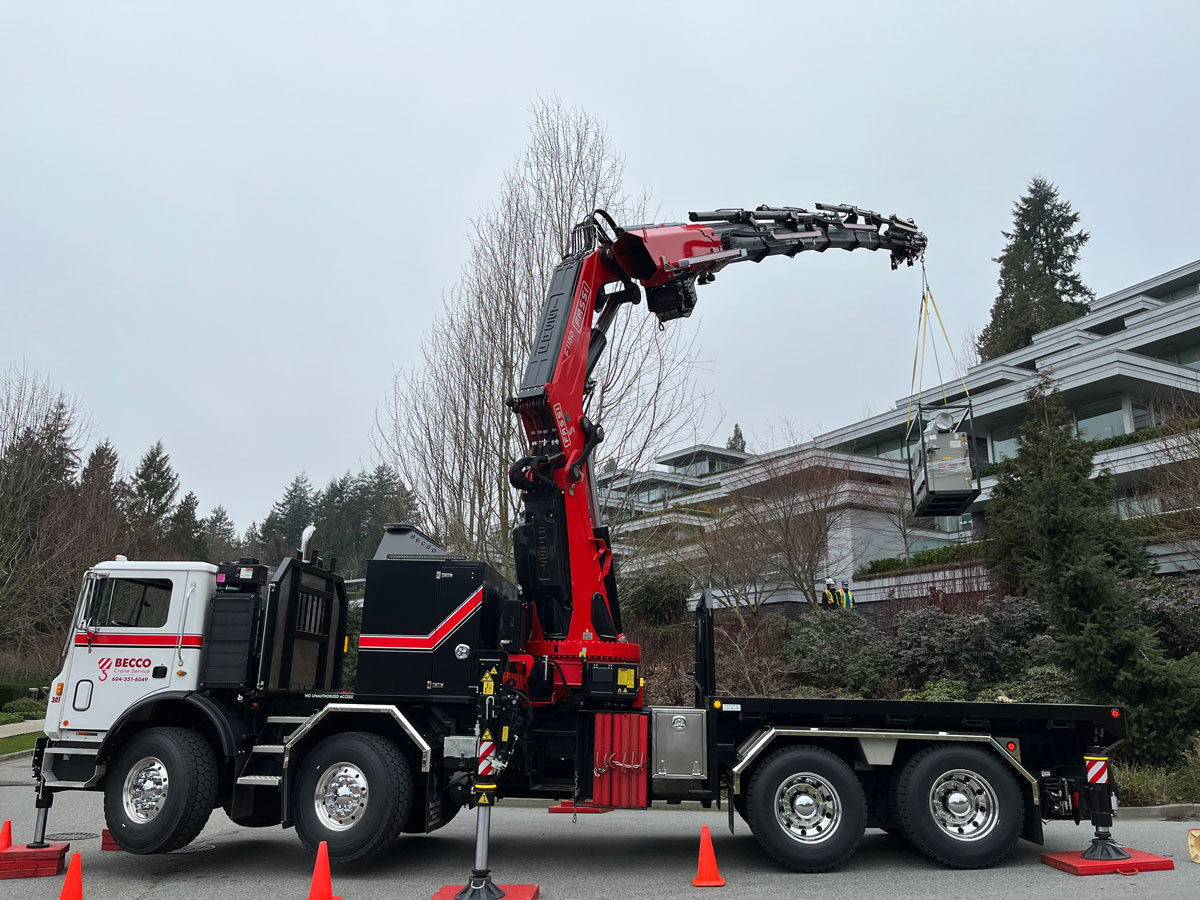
left=0, top=366, right=93, bottom=676
left=376, top=98, right=702, bottom=571
left=668, top=442, right=858, bottom=620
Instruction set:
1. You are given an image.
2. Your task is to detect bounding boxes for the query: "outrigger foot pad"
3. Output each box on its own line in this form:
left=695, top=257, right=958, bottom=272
left=455, top=871, right=505, bottom=900
left=1081, top=837, right=1131, bottom=861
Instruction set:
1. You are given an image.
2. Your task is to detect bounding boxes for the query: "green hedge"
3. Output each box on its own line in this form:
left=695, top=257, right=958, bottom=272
left=0, top=712, right=26, bottom=726
left=2, top=698, right=46, bottom=719
left=855, top=542, right=985, bottom=580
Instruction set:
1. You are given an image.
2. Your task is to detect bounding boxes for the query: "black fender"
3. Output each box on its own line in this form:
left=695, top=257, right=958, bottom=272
left=99, top=691, right=237, bottom=763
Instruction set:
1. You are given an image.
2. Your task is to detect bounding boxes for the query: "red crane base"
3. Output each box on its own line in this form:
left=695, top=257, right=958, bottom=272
left=431, top=885, right=540, bottom=900
left=1041, top=847, right=1175, bottom=876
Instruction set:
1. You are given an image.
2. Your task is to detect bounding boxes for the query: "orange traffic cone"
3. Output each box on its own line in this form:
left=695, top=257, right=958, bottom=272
left=58, top=852, right=82, bottom=900
left=692, top=824, right=725, bottom=887
left=0, top=819, right=11, bottom=851
left=306, top=841, right=342, bottom=900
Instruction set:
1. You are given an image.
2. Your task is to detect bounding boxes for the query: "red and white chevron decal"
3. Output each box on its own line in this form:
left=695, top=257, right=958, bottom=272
left=358, top=587, right=482, bottom=652
left=478, top=737, right=495, bottom=776
left=1085, top=756, right=1109, bottom=784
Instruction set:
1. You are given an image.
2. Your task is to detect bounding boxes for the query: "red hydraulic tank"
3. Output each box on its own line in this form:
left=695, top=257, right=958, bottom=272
left=592, top=712, right=648, bottom=809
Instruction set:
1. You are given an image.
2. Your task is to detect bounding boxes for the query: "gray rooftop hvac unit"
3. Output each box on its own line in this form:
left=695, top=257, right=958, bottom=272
left=908, top=402, right=981, bottom=517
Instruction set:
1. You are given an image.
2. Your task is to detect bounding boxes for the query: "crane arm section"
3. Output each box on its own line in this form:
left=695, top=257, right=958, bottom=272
left=508, top=203, right=925, bottom=684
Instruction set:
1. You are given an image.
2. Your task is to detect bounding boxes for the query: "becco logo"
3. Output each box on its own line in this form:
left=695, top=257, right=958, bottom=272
left=102, top=657, right=153, bottom=685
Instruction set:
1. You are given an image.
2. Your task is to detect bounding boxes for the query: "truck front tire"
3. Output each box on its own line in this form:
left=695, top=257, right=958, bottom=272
left=745, top=745, right=867, bottom=872
left=103, top=727, right=218, bottom=854
left=893, top=745, right=1023, bottom=868
left=293, top=732, right=412, bottom=863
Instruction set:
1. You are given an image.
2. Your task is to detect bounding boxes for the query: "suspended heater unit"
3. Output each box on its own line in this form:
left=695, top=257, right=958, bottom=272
left=908, top=401, right=981, bottom=518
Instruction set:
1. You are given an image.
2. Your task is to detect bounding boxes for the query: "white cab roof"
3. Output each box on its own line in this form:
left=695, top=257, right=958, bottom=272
left=90, top=560, right=219, bottom=574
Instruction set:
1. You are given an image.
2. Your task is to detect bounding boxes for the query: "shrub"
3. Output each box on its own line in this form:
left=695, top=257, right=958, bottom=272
left=1113, top=733, right=1200, bottom=805
left=906, top=678, right=971, bottom=701
left=1132, top=576, right=1200, bottom=661
left=785, top=610, right=896, bottom=697
left=620, top=572, right=691, bottom=629
left=892, top=606, right=1028, bottom=692
left=0, top=712, right=26, bottom=726
left=974, top=664, right=1080, bottom=704
left=1, top=698, right=46, bottom=719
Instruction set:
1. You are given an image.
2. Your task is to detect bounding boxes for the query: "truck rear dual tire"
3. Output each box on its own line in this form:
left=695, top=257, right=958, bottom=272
left=745, top=745, right=867, bottom=872
left=293, top=732, right=413, bottom=864
left=103, top=727, right=218, bottom=854
left=892, top=745, right=1023, bottom=869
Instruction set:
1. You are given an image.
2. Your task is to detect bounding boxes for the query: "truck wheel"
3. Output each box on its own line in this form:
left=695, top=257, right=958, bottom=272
left=745, top=745, right=867, bottom=872
left=103, top=727, right=218, bottom=853
left=893, top=745, right=1023, bottom=868
left=293, top=732, right=412, bottom=863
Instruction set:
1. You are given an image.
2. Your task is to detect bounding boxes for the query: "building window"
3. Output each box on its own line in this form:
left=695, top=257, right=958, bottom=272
left=1074, top=397, right=1126, bottom=440
left=1178, top=345, right=1200, bottom=370
left=991, top=425, right=1020, bottom=462
left=1131, top=398, right=1159, bottom=431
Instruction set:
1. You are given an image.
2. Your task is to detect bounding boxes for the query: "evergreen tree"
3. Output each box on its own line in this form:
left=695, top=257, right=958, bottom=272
left=166, top=491, right=209, bottom=560
left=204, top=505, right=240, bottom=562
left=37, top=398, right=83, bottom=488
left=79, top=441, right=121, bottom=493
left=726, top=423, right=747, bottom=453
left=977, top=178, right=1093, bottom=361
left=271, top=473, right=317, bottom=551
left=985, top=378, right=1149, bottom=595
left=125, top=441, right=180, bottom=550
left=985, top=377, right=1195, bottom=763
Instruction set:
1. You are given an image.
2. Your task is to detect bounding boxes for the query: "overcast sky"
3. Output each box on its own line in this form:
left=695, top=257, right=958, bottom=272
left=3, top=2, right=1198, bottom=530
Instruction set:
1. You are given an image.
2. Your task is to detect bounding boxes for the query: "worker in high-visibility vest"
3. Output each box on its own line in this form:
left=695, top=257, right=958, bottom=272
left=821, top=578, right=839, bottom=609
left=838, top=579, right=855, bottom=611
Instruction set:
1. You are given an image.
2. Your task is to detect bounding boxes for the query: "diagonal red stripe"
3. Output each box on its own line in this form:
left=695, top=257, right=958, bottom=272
left=358, top=588, right=483, bottom=651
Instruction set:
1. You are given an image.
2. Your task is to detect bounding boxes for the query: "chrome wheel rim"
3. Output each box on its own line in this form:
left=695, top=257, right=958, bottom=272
left=928, top=768, right=999, bottom=842
left=314, top=762, right=368, bottom=831
left=774, top=772, right=842, bottom=844
left=122, top=756, right=169, bottom=822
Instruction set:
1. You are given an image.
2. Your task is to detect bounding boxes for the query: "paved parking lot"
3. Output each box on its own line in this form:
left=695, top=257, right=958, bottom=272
left=2, top=756, right=1197, bottom=899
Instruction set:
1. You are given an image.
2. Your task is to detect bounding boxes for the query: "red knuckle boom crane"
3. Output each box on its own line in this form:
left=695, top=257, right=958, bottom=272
left=507, top=204, right=926, bottom=693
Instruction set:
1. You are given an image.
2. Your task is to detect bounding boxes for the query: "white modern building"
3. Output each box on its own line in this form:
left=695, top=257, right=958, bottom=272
left=600, top=258, right=1200, bottom=606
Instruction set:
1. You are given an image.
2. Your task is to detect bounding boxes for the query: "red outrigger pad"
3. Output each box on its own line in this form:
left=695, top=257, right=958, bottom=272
left=0, top=841, right=71, bottom=879
left=548, top=800, right=611, bottom=814
left=431, top=885, right=539, bottom=900
left=101, top=828, right=123, bottom=851
left=1042, top=847, right=1175, bottom=875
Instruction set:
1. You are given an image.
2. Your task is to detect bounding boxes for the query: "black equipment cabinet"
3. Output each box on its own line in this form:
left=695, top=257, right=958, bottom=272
left=355, top=531, right=523, bottom=702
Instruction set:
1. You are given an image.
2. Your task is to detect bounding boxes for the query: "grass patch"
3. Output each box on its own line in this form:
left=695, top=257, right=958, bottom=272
left=1115, top=733, right=1200, bottom=805
left=0, top=732, right=39, bottom=757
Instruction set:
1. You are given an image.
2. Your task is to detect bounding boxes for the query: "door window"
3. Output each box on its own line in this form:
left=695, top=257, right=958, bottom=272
left=87, top=578, right=174, bottom=629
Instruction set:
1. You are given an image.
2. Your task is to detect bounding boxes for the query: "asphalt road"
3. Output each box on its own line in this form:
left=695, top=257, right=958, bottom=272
left=1, top=757, right=1197, bottom=900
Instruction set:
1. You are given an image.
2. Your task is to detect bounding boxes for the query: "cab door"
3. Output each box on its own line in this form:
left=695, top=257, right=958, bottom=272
left=62, top=571, right=185, bottom=732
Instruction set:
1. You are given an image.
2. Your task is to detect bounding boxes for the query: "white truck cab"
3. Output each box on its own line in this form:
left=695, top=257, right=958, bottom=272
left=45, top=561, right=217, bottom=751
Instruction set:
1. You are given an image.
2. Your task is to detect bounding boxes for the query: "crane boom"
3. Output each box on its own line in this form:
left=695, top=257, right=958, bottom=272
left=508, top=203, right=926, bottom=696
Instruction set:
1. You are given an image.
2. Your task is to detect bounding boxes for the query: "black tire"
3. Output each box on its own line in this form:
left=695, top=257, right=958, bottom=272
left=293, top=732, right=412, bottom=863
left=893, top=745, right=1023, bottom=869
left=103, top=727, right=218, bottom=854
left=745, top=745, right=867, bottom=872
